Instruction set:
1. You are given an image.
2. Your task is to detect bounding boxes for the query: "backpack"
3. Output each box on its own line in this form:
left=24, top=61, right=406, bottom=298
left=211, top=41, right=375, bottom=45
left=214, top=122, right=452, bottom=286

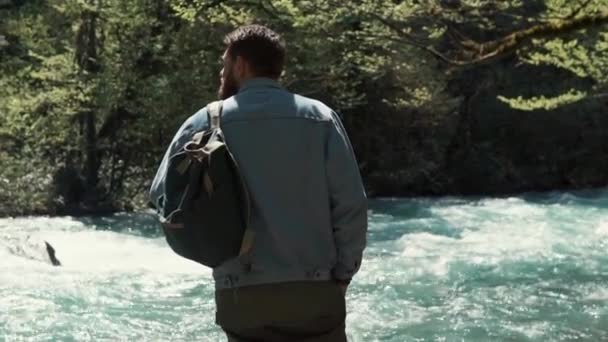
left=158, top=100, right=254, bottom=268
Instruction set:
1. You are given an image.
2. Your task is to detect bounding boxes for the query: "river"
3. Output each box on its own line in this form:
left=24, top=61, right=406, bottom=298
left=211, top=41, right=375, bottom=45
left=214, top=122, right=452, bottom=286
left=2, top=190, right=608, bottom=341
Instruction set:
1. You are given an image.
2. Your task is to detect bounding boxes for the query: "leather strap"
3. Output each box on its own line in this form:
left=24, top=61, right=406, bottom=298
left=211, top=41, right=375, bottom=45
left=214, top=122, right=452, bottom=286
left=208, top=100, right=223, bottom=129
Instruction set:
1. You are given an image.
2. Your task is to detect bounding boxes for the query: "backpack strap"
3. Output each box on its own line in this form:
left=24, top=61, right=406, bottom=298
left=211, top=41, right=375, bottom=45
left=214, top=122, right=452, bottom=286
left=208, top=100, right=223, bottom=130
left=188, top=100, right=223, bottom=149
left=207, top=99, right=255, bottom=267
left=239, top=229, right=255, bottom=257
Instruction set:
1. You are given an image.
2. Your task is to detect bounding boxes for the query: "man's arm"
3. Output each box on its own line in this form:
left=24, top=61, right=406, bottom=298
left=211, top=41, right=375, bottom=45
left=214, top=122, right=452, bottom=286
left=149, top=111, right=205, bottom=213
left=325, top=111, right=368, bottom=285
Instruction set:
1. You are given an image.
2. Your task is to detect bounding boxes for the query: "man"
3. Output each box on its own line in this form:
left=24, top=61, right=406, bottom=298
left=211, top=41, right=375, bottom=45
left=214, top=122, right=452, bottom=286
left=151, top=25, right=367, bottom=341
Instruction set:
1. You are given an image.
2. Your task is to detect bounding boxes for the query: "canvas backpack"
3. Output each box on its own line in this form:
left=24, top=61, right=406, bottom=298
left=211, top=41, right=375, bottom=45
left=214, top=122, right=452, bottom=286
left=158, top=100, right=254, bottom=268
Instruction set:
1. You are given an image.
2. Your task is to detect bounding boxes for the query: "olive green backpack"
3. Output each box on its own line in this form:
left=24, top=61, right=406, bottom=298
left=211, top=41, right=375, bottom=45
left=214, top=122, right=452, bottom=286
left=158, top=100, right=254, bottom=268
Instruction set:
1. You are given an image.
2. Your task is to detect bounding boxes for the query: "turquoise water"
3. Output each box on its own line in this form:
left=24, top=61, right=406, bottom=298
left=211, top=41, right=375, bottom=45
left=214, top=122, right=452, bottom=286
left=2, top=190, right=608, bottom=341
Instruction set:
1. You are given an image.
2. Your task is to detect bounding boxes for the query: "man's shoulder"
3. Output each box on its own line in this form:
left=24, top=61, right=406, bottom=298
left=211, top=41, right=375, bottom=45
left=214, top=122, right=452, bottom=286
left=291, top=93, right=335, bottom=122
left=185, top=106, right=209, bottom=130
left=226, top=88, right=336, bottom=123
left=172, top=106, right=209, bottom=145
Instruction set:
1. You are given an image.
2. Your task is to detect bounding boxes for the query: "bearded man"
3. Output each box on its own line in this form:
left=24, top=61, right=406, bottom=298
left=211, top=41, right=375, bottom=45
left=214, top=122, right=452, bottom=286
left=150, top=24, right=367, bottom=342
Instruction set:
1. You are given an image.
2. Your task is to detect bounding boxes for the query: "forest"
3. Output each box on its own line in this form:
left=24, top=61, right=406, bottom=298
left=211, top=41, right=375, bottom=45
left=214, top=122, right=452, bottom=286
left=1, top=0, right=607, bottom=216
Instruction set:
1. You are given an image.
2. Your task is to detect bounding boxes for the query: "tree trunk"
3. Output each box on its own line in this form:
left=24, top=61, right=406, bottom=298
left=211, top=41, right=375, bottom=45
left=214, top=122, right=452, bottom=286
left=84, top=110, right=98, bottom=195
left=75, top=1, right=102, bottom=203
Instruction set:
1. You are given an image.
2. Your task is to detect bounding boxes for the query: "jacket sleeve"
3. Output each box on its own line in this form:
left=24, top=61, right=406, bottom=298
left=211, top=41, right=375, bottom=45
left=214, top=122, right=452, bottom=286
left=325, top=111, right=368, bottom=282
left=148, top=111, right=204, bottom=214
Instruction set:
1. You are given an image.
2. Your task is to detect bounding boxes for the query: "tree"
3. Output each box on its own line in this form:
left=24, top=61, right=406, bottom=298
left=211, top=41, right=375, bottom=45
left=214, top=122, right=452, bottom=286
left=1, top=0, right=607, bottom=214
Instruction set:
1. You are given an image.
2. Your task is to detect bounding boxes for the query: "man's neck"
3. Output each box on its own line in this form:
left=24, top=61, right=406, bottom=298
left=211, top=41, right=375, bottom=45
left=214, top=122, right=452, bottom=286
left=237, top=77, right=281, bottom=93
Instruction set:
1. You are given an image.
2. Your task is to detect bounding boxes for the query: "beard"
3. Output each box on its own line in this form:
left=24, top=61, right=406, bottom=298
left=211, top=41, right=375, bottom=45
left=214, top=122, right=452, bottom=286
left=218, top=69, right=239, bottom=100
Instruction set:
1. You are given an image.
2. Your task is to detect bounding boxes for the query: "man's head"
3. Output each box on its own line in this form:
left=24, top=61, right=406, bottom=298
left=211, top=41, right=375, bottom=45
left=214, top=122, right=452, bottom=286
left=218, top=25, right=286, bottom=100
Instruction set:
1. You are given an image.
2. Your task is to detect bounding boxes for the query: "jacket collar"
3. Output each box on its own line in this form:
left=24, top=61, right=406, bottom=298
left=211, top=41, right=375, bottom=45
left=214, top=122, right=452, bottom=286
left=238, top=77, right=283, bottom=93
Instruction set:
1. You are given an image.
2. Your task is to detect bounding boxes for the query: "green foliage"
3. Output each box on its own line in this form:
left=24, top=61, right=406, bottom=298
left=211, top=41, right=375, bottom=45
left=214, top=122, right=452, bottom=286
left=497, top=89, right=588, bottom=111
left=0, top=0, right=607, bottom=215
left=0, top=152, right=55, bottom=217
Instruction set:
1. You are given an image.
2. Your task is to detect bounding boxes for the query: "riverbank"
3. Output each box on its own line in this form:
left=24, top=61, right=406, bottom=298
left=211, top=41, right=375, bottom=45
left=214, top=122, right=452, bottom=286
left=2, top=184, right=607, bottom=219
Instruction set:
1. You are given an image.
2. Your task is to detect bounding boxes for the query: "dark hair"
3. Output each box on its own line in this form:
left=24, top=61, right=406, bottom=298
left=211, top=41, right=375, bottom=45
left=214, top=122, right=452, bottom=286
left=223, top=25, right=286, bottom=79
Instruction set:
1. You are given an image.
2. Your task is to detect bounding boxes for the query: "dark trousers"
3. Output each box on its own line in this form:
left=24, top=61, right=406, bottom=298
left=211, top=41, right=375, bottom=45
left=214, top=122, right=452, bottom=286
left=215, top=281, right=347, bottom=342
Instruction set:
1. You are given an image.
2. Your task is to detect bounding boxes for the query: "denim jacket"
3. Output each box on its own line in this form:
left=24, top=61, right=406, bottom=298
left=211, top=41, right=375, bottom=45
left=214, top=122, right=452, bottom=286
left=150, top=78, right=367, bottom=289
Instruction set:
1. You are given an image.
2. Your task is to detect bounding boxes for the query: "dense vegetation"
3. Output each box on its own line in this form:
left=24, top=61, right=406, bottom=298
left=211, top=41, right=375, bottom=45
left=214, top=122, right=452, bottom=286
left=1, top=0, right=607, bottom=216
